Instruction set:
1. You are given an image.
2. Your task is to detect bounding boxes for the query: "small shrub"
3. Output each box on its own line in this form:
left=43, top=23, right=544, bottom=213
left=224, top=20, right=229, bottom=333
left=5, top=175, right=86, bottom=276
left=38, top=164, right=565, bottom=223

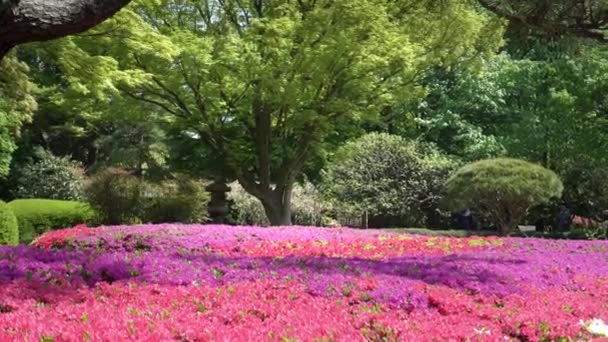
left=0, top=200, right=18, bottom=245
left=145, top=175, right=210, bottom=223
left=84, top=168, right=147, bottom=225
left=445, top=158, right=563, bottom=235
left=291, top=181, right=327, bottom=226
left=11, top=148, right=85, bottom=200
left=86, top=168, right=210, bottom=225
left=227, top=182, right=270, bottom=226
left=8, top=199, right=94, bottom=244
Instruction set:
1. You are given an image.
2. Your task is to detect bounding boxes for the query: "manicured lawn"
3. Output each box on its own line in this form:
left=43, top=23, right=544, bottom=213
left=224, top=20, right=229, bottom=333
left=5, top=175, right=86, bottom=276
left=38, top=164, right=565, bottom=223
left=0, top=224, right=607, bottom=340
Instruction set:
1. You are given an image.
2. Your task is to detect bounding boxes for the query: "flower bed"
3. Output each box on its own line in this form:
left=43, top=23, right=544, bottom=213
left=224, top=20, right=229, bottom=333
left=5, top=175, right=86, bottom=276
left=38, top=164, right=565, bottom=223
left=0, top=224, right=607, bottom=340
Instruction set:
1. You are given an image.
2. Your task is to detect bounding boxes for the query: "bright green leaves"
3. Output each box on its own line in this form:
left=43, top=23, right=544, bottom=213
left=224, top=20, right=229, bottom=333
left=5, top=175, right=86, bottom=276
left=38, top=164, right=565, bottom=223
left=0, top=54, right=37, bottom=176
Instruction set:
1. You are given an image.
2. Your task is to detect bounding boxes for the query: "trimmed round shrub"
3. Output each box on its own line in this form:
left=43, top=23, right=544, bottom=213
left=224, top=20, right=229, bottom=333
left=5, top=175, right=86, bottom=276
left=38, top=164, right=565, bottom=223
left=445, top=158, right=563, bottom=235
left=0, top=200, right=18, bottom=245
left=8, top=199, right=96, bottom=244
left=322, top=133, right=456, bottom=228
left=11, top=148, right=85, bottom=200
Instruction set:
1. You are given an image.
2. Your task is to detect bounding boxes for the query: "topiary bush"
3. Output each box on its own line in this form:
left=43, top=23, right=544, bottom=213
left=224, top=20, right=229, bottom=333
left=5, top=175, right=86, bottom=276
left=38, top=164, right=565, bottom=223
left=445, top=158, right=563, bottom=235
left=11, top=148, right=85, bottom=200
left=0, top=200, right=18, bottom=245
left=8, top=199, right=95, bottom=244
left=322, top=133, right=456, bottom=228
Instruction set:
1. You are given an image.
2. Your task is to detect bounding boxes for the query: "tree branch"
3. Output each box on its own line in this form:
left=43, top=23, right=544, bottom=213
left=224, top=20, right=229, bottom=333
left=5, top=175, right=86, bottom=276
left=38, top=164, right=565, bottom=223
left=477, top=0, right=608, bottom=43
left=0, top=0, right=132, bottom=60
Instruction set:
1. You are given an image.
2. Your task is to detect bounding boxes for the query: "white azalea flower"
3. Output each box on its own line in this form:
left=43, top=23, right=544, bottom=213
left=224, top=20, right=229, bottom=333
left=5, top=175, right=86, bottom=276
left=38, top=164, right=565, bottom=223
left=580, top=318, right=608, bottom=337
left=473, top=327, right=491, bottom=335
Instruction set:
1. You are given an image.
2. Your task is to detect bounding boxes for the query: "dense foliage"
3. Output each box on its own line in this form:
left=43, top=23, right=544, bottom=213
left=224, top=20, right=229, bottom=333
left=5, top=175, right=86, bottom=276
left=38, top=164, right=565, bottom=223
left=18, top=0, right=501, bottom=225
left=145, top=176, right=210, bottom=224
left=445, top=158, right=563, bottom=234
left=84, top=168, right=149, bottom=225
left=323, top=133, right=455, bottom=228
left=0, top=56, right=36, bottom=177
left=10, top=148, right=85, bottom=201
left=0, top=200, right=18, bottom=245
left=8, top=199, right=96, bottom=243
left=0, top=0, right=608, bottom=229
left=85, top=168, right=209, bottom=225
left=3, top=3, right=608, bottom=340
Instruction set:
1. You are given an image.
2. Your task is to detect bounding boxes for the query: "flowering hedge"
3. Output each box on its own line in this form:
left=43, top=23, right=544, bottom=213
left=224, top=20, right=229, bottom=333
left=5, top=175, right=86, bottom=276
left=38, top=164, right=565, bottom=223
left=0, top=224, right=607, bottom=340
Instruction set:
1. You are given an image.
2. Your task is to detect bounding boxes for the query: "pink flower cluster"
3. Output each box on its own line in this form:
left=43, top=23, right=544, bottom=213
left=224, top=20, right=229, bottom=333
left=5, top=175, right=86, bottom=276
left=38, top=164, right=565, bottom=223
left=31, top=224, right=96, bottom=249
left=0, top=224, right=605, bottom=341
left=215, top=235, right=505, bottom=259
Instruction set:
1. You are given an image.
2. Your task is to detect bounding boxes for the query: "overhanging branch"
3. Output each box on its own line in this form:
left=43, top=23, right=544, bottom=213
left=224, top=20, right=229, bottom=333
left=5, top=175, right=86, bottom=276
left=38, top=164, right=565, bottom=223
left=0, top=0, right=132, bottom=60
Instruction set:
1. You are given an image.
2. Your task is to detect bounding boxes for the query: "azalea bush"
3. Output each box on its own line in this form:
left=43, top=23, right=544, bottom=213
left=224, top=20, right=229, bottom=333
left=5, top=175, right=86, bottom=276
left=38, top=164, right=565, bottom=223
left=0, top=223, right=607, bottom=340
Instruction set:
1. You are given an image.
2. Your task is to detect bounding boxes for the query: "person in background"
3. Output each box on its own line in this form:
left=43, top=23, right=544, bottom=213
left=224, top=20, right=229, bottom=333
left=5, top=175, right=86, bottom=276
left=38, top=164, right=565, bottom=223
left=556, top=205, right=571, bottom=232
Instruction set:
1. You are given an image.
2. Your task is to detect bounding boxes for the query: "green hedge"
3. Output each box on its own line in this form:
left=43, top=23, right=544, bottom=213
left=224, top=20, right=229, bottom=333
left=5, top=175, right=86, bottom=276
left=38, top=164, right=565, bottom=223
left=0, top=200, right=18, bottom=245
left=8, top=199, right=97, bottom=244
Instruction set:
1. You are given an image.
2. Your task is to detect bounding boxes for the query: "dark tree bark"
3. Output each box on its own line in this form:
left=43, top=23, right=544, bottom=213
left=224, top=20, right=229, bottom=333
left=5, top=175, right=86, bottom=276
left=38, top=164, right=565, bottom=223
left=0, top=0, right=132, bottom=60
left=260, top=184, right=293, bottom=226
left=237, top=174, right=295, bottom=226
left=478, top=0, right=608, bottom=43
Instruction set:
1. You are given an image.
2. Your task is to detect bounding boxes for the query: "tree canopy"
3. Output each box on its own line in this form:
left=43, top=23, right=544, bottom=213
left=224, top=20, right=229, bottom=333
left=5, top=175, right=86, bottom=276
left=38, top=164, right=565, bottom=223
left=3, top=0, right=608, bottom=230
left=46, top=0, right=502, bottom=225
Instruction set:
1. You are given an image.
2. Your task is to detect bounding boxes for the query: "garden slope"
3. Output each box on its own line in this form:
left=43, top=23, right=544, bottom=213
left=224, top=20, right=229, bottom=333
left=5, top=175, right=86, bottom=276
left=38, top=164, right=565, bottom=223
left=0, top=224, right=607, bottom=340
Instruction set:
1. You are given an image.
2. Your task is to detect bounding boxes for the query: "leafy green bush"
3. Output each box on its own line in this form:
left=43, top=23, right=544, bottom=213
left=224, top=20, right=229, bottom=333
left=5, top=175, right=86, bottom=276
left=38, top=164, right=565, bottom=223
left=0, top=200, right=18, bottom=245
left=445, top=158, right=563, bottom=235
left=84, top=168, right=149, bottom=225
left=322, top=133, right=456, bottom=228
left=8, top=199, right=95, bottom=243
left=145, top=175, right=210, bottom=223
left=86, top=168, right=210, bottom=225
left=11, top=148, right=85, bottom=200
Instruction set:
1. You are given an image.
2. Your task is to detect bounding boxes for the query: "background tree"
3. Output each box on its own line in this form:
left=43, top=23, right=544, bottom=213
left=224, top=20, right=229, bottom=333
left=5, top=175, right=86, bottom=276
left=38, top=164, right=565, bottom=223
left=79, top=0, right=503, bottom=225
left=445, top=158, right=563, bottom=235
left=0, top=56, right=37, bottom=176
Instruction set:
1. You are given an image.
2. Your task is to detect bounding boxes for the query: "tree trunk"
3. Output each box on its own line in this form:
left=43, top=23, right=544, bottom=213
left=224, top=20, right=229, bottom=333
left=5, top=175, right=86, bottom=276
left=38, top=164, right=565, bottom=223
left=0, top=0, right=132, bottom=60
left=259, top=186, right=293, bottom=226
